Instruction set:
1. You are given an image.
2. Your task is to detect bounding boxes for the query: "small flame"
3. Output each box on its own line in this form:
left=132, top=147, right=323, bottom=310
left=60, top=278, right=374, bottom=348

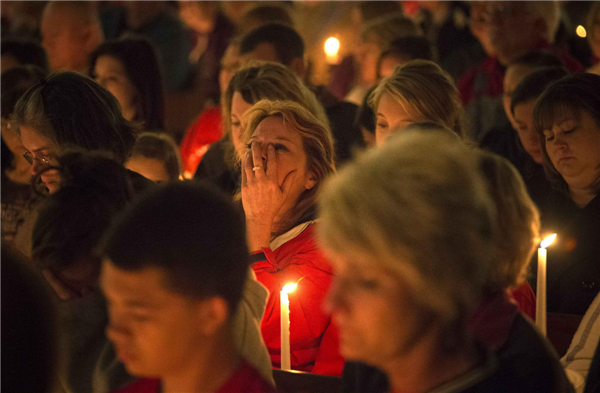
left=576, top=25, right=587, bottom=38
left=324, top=37, right=340, bottom=56
left=282, top=283, right=298, bottom=294
left=540, top=234, right=557, bottom=249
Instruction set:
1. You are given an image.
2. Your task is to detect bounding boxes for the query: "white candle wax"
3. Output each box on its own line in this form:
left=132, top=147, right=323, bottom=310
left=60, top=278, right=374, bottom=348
left=280, top=290, right=291, bottom=370
left=536, top=247, right=547, bottom=336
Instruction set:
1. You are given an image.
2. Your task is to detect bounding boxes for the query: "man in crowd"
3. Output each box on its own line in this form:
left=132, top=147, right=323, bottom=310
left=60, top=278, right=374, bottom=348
left=41, top=1, right=103, bottom=73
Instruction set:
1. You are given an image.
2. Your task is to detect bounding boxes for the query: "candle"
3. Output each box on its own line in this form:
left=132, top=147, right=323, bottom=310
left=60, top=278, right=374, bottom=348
left=280, top=282, right=298, bottom=370
left=324, top=37, right=340, bottom=64
left=536, top=234, right=557, bottom=336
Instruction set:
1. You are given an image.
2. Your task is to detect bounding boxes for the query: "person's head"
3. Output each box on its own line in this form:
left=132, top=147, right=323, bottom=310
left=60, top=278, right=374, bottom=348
left=353, top=1, right=403, bottom=27
left=238, top=4, right=294, bottom=36
left=1, top=65, right=47, bottom=172
left=586, top=2, right=600, bottom=60
left=177, top=1, right=221, bottom=34
left=502, top=50, right=563, bottom=128
left=510, top=67, right=567, bottom=164
left=89, top=36, right=166, bottom=131
left=244, top=100, right=335, bottom=233
left=1, top=38, right=48, bottom=74
left=470, top=1, right=495, bottom=56
left=318, top=131, right=495, bottom=366
left=41, top=1, right=104, bottom=72
left=32, top=150, right=132, bottom=297
left=2, top=242, right=57, bottom=393
left=534, top=73, right=600, bottom=199
left=219, top=37, right=242, bottom=94
left=376, top=36, right=434, bottom=80
left=100, top=182, right=248, bottom=377
left=358, top=14, right=420, bottom=85
left=485, top=1, right=560, bottom=65
left=370, top=60, right=467, bottom=145
left=126, top=132, right=182, bottom=183
left=222, top=62, right=328, bottom=161
left=239, top=23, right=306, bottom=77
left=477, top=151, right=540, bottom=290
left=12, top=71, right=136, bottom=194
left=355, top=86, right=377, bottom=148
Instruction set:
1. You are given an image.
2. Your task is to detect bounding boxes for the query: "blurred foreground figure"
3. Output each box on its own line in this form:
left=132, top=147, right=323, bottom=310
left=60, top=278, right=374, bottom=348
left=101, top=182, right=276, bottom=393
left=319, top=131, right=572, bottom=393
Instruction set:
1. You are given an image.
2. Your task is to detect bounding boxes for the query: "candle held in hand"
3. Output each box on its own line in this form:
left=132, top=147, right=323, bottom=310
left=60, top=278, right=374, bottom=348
left=536, top=234, right=557, bottom=336
left=280, top=282, right=298, bottom=370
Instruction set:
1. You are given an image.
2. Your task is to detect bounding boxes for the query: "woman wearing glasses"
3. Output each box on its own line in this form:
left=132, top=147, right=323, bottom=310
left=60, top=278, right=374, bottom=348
left=1, top=65, right=47, bottom=246
left=12, top=71, right=138, bottom=194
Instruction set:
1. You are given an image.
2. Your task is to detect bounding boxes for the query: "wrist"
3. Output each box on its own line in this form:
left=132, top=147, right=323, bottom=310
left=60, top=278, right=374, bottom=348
left=246, top=219, right=273, bottom=252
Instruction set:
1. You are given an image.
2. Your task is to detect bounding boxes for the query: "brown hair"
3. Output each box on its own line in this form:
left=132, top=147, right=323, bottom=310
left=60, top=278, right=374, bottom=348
left=244, top=99, right=335, bottom=235
left=370, top=60, right=468, bottom=139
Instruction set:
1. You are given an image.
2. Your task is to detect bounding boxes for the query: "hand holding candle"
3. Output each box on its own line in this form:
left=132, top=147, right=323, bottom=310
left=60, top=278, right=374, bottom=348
left=536, top=234, right=557, bottom=336
left=280, top=282, right=298, bottom=370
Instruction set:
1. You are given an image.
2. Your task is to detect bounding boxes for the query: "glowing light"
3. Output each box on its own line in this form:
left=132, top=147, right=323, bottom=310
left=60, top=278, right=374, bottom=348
left=324, top=37, right=340, bottom=56
left=282, top=283, right=298, bottom=294
left=540, top=234, right=557, bottom=249
left=576, top=25, right=587, bottom=38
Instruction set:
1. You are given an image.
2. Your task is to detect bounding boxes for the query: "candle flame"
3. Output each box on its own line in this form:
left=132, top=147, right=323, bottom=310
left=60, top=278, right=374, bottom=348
left=576, top=25, right=587, bottom=38
left=282, top=283, right=298, bottom=294
left=324, top=37, right=340, bottom=56
left=540, top=234, right=557, bottom=249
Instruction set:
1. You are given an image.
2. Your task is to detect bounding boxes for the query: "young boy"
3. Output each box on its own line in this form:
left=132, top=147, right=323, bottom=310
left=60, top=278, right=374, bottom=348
left=100, top=183, right=277, bottom=393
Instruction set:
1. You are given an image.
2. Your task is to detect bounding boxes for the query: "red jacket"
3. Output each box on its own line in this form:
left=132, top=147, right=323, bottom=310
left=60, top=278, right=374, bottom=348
left=251, top=222, right=344, bottom=376
left=179, top=106, right=223, bottom=178
left=509, top=282, right=536, bottom=321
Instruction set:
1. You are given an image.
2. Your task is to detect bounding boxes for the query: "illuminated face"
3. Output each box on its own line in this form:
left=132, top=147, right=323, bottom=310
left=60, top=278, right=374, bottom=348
left=101, top=261, right=207, bottom=377
left=325, top=251, right=427, bottom=367
left=542, top=110, right=600, bottom=191
left=41, top=8, right=88, bottom=71
left=246, top=116, right=316, bottom=221
left=375, top=93, right=424, bottom=146
left=513, top=100, right=543, bottom=164
left=125, top=156, right=171, bottom=183
left=19, top=126, right=61, bottom=193
left=230, top=92, right=254, bottom=160
left=94, top=56, right=139, bottom=122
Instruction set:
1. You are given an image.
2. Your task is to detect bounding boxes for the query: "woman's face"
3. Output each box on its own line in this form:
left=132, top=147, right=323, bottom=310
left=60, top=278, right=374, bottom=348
left=94, top=56, right=139, bottom=122
left=513, top=100, right=543, bottom=164
left=230, top=91, right=253, bottom=159
left=590, top=10, right=600, bottom=59
left=247, top=116, right=316, bottom=219
left=375, top=93, right=424, bottom=146
left=19, top=125, right=61, bottom=193
left=326, top=251, right=428, bottom=367
left=543, top=110, right=600, bottom=191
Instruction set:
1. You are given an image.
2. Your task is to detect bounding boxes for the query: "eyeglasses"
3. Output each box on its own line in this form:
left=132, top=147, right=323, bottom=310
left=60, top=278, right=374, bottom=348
left=23, top=151, right=53, bottom=166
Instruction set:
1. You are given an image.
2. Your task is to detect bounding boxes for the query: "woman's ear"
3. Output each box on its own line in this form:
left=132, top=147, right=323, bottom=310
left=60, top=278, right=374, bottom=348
left=196, top=297, right=229, bottom=336
left=305, top=173, right=317, bottom=190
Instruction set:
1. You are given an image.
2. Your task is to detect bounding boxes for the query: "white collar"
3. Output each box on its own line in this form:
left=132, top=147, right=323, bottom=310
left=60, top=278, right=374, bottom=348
left=270, top=220, right=316, bottom=250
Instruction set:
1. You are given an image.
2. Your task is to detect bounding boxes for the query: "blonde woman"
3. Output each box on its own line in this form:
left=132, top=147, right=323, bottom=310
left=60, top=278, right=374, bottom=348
left=241, top=99, right=343, bottom=375
left=195, top=62, right=328, bottom=196
left=369, top=59, right=467, bottom=145
left=319, top=130, right=572, bottom=393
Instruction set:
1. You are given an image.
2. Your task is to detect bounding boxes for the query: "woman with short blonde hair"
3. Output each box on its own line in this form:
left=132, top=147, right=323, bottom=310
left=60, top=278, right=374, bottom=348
left=240, top=99, right=342, bottom=375
left=370, top=60, right=467, bottom=145
left=320, top=130, right=572, bottom=393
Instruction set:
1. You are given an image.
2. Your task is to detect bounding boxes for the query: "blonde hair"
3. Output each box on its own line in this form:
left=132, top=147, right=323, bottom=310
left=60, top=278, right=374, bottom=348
left=477, top=151, right=540, bottom=289
left=370, top=60, right=468, bottom=139
left=221, top=62, right=328, bottom=163
left=244, top=100, right=335, bottom=234
left=318, top=130, right=495, bottom=327
left=586, top=3, right=600, bottom=49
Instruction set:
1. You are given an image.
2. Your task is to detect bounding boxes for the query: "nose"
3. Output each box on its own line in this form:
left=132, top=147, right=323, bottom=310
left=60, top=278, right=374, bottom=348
left=31, top=160, right=45, bottom=176
left=105, top=317, right=131, bottom=345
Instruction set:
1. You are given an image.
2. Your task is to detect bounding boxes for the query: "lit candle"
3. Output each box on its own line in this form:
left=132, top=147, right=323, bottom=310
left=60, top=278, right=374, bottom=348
left=324, top=37, right=340, bottom=64
left=280, top=282, right=298, bottom=370
left=536, top=234, right=557, bottom=336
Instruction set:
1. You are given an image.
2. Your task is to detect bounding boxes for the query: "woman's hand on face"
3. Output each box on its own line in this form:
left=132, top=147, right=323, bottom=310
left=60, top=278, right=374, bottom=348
left=42, top=269, right=78, bottom=301
left=241, top=142, right=297, bottom=226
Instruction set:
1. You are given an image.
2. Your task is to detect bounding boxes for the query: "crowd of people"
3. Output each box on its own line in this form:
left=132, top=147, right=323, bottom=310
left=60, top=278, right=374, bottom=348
left=1, top=1, right=600, bottom=393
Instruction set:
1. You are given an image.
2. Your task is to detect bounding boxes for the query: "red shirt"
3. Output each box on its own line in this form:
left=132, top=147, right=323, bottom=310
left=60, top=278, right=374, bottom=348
left=111, top=361, right=276, bottom=393
left=251, top=222, right=344, bottom=376
left=180, top=106, right=223, bottom=178
left=508, top=281, right=536, bottom=321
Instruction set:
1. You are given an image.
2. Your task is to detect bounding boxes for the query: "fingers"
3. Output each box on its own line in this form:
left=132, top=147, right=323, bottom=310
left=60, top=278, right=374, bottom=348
left=265, top=144, right=277, bottom=179
left=251, top=142, right=265, bottom=178
left=280, top=170, right=297, bottom=199
left=242, top=150, right=253, bottom=186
